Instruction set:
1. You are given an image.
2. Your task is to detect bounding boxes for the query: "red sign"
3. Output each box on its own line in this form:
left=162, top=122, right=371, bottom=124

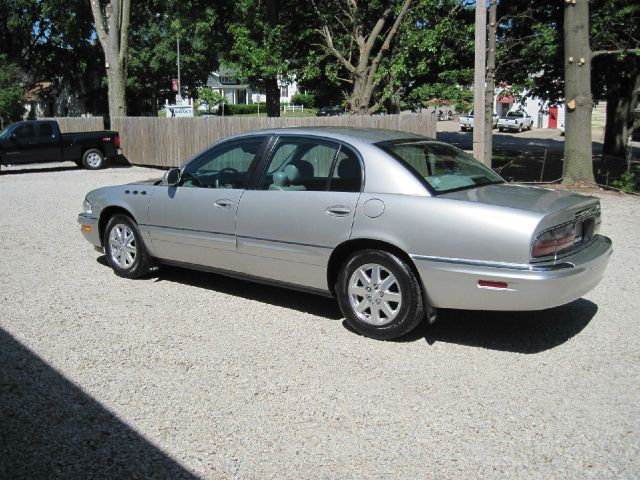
left=171, top=79, right=179, bottom=92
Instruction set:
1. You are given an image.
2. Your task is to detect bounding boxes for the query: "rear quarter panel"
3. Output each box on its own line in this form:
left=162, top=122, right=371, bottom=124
left=351, top=193, right=542, bottom=264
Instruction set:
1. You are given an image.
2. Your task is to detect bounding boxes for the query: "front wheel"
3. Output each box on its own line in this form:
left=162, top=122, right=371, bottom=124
left=527, top=122, right=533, bottom=131
left=336, top=250, right=425, bottom=340
left=518, top=123, right=523, bottom=133
left=82, top=148, right=105, bottom=170
left=103, top=214, right=151, bottom=278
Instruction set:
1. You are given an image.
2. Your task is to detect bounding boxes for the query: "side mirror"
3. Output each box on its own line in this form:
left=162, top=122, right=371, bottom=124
left=10, top=133, right=17, bottom=141
left=165, top=168, right=181, bottom=186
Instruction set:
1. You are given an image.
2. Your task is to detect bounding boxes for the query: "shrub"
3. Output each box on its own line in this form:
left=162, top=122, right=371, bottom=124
left=291, top=92, right=315, bottom=108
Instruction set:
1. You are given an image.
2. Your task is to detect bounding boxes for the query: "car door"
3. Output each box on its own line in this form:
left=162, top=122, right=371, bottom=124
left=236, top=136, right=363, bottom=291
left=146, top=136, right=268, bottom=269
left=4, top=123, right=39, bottom=164
left=36, top=122, right=62, bottom=162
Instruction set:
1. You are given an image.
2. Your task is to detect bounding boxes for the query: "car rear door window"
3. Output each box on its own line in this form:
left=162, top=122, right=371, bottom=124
left=38, top=123, right=55, bottom=138
left=329, top=147, right=362, bottom=192
left=258, top=139, right=340, bottom=191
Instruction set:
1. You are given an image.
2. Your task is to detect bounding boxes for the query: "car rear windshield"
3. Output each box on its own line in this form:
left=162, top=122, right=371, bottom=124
left=506, top=112, right=522, bottom=117
left=377, top=140, right=504, bottom=194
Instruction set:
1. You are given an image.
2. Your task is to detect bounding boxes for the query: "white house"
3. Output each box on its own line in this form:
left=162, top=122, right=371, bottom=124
left=206, top=68, right=299, bottom=105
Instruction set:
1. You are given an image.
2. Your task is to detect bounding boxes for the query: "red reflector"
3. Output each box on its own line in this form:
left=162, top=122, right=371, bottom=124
left=114, top=134, right=121, bottom=147
left=478, top=280, right=509, bottom=289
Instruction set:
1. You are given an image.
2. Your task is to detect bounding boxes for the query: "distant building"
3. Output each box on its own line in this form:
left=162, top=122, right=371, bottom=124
left=23, top=79, right=105, bottom=119
left=206, top=68, right=299, bottom=105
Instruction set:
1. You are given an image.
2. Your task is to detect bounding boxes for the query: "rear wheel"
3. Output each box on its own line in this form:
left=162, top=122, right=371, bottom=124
left=336, top=250, right=425, bottom=340
left=82, top=148, right=105, bottom=170
left=498, top=127, right=504, bottom=132
left=103, top=214, right=151, bottom=279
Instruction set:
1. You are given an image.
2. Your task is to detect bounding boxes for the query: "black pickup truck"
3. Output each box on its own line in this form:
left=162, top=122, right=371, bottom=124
left=0, top=120, right=120, bottom=171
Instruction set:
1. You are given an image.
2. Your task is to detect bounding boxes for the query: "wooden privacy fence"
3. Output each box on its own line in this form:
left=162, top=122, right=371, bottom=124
left=39, top=117, right=105, bottom=133
left=111, top=114, right=437, bottom=168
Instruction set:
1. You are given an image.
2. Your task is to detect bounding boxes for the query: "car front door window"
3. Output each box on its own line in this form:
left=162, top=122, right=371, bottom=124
left=180, top=138, right=265, bottom=189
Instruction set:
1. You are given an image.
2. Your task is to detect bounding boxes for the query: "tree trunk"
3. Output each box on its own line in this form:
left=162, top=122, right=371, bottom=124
left=265, top=77, right=280, bottom=117
left=265, top=0, right=281, bottom=117
left=350, top=73, right=375, bottom=114
left=106, top=51, right=126, bottom=117
left=89, top=0, right=130, bottom=120
left=602, top=61, right=639, bottom=162
left=562, top=0, right=595, bottom=185
left=483, top=0, right=497, bottom=168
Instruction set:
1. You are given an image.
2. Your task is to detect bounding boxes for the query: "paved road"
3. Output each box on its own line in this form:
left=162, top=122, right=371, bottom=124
left=1, top=163, right=638, bottom=479
left=436, top=120, right=587, bottom=153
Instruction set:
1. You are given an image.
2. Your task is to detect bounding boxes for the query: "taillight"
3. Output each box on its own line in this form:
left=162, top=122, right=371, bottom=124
left=532, top=223, right=576, bottom=258
left=114, top=134, right=121, bottom=147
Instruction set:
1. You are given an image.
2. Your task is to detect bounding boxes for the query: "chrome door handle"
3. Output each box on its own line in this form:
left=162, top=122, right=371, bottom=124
left=214, top=199, right=233, bottom=209
left=325, top=205, right=351, bottom=217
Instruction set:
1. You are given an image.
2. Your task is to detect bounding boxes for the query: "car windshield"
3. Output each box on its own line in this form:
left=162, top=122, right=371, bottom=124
left=377, top=140, right=504, bottom=194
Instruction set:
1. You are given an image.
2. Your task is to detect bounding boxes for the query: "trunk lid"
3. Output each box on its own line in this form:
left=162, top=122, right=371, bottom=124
left=441, top=183, right=600, bottom=232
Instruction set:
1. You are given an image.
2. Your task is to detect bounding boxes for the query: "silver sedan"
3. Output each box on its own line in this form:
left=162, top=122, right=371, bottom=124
left=78, top=127, right=612, bottom=340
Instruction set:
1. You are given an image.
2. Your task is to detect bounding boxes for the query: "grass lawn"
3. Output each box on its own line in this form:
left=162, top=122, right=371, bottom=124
left=229, top=108, right=319, bottom=118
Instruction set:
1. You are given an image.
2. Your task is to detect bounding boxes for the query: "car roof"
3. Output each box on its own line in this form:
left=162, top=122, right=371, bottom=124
left=230, top=127, right=433, bottom=145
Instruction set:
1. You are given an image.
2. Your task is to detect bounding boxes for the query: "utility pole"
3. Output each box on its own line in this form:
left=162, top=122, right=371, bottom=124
left=176, top=35, right=181, bottom=99
left=483, top=0, right=497, bottom=167
left=473, top=0, right=487, bottom=164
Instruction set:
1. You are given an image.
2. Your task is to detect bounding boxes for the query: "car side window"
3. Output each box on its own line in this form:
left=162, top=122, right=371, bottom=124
left=258, top=139, right=340, bottom=191
left=14, top=124, right=36, bottom=141
left=39, top=123, right=54, bottom=138
left=180, top=138, right=265, bottom=189
left=329, top=147, right=362, bottom=193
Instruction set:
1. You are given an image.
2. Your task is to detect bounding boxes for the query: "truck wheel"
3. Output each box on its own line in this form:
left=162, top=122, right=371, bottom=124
left=527, top=123, right=533, bottom=130
left=518, top=123, right=523, bottom=133
left=498, top=128, right=504, bottom=132
left=336, top=249, right=425, bottom=340
left=82, top=149, right=105, bottom=170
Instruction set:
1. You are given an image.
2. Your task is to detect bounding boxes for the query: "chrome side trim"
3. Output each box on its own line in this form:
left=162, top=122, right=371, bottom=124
left=410, top=254, right=574, bottom=271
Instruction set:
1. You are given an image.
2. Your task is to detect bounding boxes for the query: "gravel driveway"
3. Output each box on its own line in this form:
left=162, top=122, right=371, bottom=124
left=1, top=162, right=639, bottom=479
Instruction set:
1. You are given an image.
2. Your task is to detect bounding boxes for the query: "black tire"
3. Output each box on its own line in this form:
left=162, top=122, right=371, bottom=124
left=103, top=214, right=151, bottom=279
left=517, top=123, right=523, bottom=133
left=527, top=122, right=533, bottom=131
left=82, top=148, right=105, bottom=170
left=336, top=249, right=425, bottom=340
left=498, top=127, right=504, bottom=132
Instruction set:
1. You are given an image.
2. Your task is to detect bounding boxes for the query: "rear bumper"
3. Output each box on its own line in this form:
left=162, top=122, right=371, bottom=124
left=412, top=235, right=612, bottom=311
left=78, top=213, right=101, bottom=247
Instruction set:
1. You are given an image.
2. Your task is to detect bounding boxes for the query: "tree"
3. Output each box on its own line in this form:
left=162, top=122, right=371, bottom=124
left=126, top=0, right=232, bottom=115
left=198, top=87, right=226, bottom=114
left=223, top=0, right=316, bottom=117
left=89, top=0, right=131, bottom=118
left=0, top=55, right=26, bottom=128
left=375, top=0, right=475, bottom=113
left=591, top=0, right=640, bottom=162
left=310, top=0, right=412, bottom=114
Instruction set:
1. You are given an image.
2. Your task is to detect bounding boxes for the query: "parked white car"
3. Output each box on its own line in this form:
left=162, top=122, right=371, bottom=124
left=497, top=111, right=534, bottom=132
left=459, top=111, right=499, bottom=131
